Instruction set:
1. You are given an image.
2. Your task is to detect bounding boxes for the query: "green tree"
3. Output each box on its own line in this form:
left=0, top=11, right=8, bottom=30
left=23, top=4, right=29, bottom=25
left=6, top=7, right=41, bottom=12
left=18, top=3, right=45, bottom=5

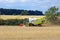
left=45, top=6, right=59, bottom=24
left=20, top=10, right=28, bottom=15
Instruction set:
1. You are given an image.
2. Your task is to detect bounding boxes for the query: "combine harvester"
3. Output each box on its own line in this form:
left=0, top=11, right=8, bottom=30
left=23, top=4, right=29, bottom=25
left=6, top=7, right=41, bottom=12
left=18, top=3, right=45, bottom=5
left=29, top=17, right=46, bottom=26
left=20, top=16, right=46, bottom=27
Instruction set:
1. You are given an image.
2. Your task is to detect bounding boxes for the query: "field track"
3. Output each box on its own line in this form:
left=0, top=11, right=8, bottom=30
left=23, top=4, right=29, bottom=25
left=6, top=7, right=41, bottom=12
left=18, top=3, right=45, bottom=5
left=0, top=26, right=60, bottom=40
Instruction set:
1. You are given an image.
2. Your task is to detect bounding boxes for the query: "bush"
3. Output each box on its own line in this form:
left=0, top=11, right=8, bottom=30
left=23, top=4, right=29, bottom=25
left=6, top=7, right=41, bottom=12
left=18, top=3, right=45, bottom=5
left=0, top=19, right=24, bottom=25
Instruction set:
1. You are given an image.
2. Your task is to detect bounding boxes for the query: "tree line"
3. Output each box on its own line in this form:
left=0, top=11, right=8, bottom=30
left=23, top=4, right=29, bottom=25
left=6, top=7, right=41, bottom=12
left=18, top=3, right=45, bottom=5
left=0, top=8, right=43, bottom=15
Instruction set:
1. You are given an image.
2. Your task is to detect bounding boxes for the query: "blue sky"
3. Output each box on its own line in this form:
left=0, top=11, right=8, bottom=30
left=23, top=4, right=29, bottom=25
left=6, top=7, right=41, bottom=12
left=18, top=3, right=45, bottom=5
left=0, top=0, right=60, bottom=13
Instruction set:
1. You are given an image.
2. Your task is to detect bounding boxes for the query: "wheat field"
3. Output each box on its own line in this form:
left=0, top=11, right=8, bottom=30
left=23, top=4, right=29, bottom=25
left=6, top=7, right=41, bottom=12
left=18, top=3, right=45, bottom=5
left=0, top=15, right=45, bottom=20
left=0, top=15, right=60, bottom=40
left=0, top=26, right=60, bottom=40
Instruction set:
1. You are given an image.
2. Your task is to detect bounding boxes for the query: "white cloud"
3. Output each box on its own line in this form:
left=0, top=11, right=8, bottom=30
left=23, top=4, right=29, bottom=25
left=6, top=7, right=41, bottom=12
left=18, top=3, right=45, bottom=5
left=0, top=0, right=3, bottom=2
left=0, top=0, right=4, bottom=2
left=6, top=0, right=16, bottom=3
left=19, top=0, right=28, bottom=3
left=34, top=0, right=52, bottom=3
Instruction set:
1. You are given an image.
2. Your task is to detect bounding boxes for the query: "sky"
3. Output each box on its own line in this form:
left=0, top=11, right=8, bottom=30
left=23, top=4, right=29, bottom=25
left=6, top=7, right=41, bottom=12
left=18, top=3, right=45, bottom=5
left=0, top=0, right=60, bottom=13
